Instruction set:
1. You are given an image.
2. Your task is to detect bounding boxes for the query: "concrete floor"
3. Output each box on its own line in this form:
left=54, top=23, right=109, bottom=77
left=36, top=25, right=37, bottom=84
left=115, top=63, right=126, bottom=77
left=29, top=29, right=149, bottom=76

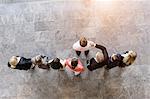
left=0, top=64, right=150, bottom=99
left=0, top=0, right=150, bottom=99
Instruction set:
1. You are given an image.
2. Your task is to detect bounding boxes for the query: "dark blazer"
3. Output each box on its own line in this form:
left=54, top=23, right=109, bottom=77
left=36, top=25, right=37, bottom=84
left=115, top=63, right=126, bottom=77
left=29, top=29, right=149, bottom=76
left=87, top=44, right=125, bottom=71
left=87, top=44, right=109, bottom=71
left=8, top=57, right=32, bottom=70
left=49, top=60, right=63, bottom=70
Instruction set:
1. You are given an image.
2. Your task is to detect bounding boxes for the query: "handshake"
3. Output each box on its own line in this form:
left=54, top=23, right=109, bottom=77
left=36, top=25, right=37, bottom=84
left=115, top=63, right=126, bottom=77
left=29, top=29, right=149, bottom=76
left=89, top=42, right=96, bottom=47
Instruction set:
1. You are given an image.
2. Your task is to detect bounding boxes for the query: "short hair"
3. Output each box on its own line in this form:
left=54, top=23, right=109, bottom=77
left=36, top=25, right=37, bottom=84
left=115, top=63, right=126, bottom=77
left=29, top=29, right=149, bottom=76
left=71, top=58, right=78, bottom=67
left=79, top=37, right=87, bottom=47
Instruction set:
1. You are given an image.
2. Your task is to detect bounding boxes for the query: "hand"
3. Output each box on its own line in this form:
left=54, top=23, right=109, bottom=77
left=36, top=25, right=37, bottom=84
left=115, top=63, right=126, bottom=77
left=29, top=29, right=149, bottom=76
left=90, top=42, right=96, bottom=47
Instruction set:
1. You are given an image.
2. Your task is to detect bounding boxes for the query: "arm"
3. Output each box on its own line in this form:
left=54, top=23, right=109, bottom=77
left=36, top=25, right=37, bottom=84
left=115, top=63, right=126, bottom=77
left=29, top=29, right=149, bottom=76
left=105, top=54, right=123, bottom=70
left=95, top=44, right=109, bottom=61
left=105, top=60, right=120, bottom=70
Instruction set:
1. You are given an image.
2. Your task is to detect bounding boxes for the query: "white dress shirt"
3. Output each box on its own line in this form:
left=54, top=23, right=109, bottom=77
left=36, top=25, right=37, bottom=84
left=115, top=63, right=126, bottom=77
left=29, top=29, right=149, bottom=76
left=73, top=40, right=95, bottom=51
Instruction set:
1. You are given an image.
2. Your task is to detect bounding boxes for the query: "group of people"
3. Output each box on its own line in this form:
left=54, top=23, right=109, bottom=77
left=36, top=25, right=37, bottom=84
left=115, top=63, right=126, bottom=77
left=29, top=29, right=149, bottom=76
left=8, top=37, right=137, bottom=79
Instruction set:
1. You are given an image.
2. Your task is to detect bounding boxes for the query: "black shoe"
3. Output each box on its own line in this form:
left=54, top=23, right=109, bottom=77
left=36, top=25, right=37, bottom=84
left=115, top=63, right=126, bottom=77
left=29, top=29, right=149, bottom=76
left=76, top=51, right=81, bottom=56
left=84, top=50, right=89, bottom=57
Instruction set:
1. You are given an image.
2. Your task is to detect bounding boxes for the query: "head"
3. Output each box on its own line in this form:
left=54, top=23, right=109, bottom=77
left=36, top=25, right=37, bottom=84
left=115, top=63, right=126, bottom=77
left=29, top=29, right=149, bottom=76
left=71, top=57, right=78, bottom=69
left=32, top=55, right=48, bottom=65
left=95, top=52, right=104, bottom=63
left=122, top=50, right=137, bottom=66
left=79, top=37, right=87, bottom=47
left=32, top=55, right=42, bottom=65
left=8, top=56, right=20, bottom=68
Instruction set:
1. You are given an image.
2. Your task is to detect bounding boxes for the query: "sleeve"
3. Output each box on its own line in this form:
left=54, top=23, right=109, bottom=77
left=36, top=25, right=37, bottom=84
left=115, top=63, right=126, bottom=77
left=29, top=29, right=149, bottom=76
left=105, top=58, right=121, bottom=70
left=95, top=44, right=109, bottom=62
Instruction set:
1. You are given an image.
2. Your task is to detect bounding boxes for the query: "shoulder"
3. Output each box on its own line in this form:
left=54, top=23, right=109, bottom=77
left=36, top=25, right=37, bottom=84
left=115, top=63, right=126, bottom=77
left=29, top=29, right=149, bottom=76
left=65, top=58, right=71, bottom=62
left=73, top=40, right=79, bottom=45
left=64, top=58, right=71, bottom=65
left=73, top=41, right=80, bottom=47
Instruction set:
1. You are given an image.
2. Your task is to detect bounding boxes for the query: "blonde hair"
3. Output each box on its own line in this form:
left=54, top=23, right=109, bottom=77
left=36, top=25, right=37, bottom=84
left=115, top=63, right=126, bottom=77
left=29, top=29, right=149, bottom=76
left=123, top=51, right=137, bottom=66
left=79, top=37, right=87, bottom=47
left=9, top=56, right=18, bottom=68
left=95, top=52, right=104, bottom=63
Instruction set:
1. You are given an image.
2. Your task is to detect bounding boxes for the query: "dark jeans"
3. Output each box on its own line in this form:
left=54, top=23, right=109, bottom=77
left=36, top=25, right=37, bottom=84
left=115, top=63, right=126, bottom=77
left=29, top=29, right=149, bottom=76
left=75, top=50, right=89, bottom=57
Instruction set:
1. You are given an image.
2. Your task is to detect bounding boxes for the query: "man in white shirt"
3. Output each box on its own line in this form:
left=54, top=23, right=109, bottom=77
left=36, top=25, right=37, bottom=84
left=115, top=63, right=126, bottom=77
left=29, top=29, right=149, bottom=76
left=73, top=37, right=96, bottom=57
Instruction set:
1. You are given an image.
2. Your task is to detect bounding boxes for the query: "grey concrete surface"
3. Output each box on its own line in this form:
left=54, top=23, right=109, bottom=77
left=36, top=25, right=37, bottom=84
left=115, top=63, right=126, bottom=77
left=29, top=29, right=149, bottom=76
left=0, top=0, right=150, bottom=99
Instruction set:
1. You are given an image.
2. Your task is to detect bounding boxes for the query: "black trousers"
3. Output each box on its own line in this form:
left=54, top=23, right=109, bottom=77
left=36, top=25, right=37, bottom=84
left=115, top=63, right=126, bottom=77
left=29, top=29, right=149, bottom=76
left=75, top=50, right=89, bottom=57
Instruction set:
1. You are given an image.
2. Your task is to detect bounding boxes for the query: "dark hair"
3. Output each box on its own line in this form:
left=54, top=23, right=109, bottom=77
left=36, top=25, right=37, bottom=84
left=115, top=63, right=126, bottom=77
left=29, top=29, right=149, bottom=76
left=71, top=58, right=78, bottom=68
left=50, top=58, right=63, bottom=69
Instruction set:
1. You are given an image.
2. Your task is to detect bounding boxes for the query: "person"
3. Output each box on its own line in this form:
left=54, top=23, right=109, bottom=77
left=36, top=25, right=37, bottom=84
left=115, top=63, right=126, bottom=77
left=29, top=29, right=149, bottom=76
left=8, top=55, right=50, bottom=70
left=87, top=44, right=108, bottom=71
left=32, top=55, right=50, bottom=70
left=73, top=37, right=96, bottom=57
left=87, top=44, right=137, bottom=71
left=8, top=56, right=35, bottom=70
left=64, top=57, right=84, bottom=79
left=105, top=50, right=137, bottom=70
left=48, top=58, right=65, bottom=70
